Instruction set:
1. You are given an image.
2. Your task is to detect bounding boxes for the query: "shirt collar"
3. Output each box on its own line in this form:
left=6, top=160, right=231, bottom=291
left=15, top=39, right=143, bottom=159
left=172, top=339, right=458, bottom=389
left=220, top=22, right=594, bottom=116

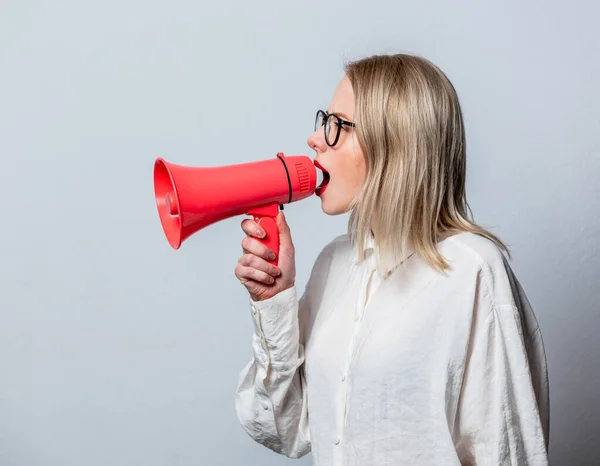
left=351, top=232, right=415, bottom=278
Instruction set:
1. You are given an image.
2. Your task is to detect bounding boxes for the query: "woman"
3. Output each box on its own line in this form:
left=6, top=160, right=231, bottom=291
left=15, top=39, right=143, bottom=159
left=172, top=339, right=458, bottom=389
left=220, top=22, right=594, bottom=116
left=233, top=53, right=549, bottom=465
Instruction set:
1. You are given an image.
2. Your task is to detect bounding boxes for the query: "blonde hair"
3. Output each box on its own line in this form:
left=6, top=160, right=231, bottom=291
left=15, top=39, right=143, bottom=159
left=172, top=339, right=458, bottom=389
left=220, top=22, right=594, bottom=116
left=344, top=53, right=510, bottom=272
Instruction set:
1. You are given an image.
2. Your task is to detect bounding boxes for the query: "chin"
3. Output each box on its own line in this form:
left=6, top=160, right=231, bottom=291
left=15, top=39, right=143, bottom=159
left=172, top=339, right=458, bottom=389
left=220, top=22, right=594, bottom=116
left=318, top=193, right=349, bottom=216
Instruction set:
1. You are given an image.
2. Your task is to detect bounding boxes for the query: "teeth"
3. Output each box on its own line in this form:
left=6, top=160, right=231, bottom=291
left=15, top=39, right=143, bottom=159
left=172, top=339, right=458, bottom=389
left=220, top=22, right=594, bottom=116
left=314, top=161, right=330, bottom=192
left=316, top=169, right=324, bottom=187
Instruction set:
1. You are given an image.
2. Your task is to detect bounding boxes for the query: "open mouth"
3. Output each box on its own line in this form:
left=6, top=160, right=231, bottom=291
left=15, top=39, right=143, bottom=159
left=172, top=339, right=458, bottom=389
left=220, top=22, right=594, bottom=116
left=314, top=160, right=330, bottom=196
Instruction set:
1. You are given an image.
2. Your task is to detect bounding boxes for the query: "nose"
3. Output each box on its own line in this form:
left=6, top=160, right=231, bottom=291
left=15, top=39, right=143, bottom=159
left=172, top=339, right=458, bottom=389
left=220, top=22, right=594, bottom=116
left=307, top=128, right=327, bottom=154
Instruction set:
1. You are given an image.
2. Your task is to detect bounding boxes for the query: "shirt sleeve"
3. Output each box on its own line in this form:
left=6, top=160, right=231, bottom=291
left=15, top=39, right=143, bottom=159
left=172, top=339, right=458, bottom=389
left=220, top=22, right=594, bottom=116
left=234, top=285, right=311, bottom=458
left=453, top=303, right=549, bottom=465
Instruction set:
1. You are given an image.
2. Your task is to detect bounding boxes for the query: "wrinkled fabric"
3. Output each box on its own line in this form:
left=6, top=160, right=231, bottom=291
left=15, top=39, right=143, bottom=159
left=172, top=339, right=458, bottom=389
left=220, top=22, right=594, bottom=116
left=235, top=232, right=549, bottom=465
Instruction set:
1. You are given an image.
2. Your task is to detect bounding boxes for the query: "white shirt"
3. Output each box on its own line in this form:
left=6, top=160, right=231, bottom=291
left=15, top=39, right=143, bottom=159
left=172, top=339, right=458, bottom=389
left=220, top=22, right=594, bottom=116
left=235, top=232, right=550, bottom=465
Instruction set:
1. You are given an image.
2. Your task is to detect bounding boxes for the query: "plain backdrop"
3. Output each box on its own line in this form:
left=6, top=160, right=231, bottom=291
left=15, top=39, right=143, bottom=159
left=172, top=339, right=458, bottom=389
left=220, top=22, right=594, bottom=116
left=1, top=0, right=599, bottom=465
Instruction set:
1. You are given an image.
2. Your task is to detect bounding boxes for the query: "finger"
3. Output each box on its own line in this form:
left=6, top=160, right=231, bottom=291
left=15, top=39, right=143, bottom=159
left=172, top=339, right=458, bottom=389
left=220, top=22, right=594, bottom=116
left=239, top=253, right=281, bottom=277
left=241, top=237, right=276, bottom=262
left=241, top=219, right=265, bottom=238
left=236, top=264, right=276, bottom=285
left=234, top=265, right=263, bottom=289
left=276, top=212, right=294, bottom=250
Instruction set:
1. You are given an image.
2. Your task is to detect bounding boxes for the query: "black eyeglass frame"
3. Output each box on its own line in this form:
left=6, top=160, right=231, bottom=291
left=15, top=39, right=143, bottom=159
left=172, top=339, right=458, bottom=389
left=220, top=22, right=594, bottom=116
left=315, top=109, right=356, bottom=147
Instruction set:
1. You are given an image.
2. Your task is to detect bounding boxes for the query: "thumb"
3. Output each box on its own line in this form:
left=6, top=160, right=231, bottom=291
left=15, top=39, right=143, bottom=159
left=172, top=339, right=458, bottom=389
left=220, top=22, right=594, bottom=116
left=276, top=212, right=293, bottom=250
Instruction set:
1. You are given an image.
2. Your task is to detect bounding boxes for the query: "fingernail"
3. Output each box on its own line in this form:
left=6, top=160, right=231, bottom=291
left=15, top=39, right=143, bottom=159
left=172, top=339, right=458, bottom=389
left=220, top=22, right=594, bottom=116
left=270, top=252, right=276, bottom=260
left=257, top=229, right=265, bottom=237
left=269, top=277, right=275, bottom=283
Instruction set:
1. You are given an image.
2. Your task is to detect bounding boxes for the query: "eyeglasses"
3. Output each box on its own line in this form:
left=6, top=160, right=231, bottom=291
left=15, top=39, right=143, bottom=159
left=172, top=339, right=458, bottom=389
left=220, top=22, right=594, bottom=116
left=314, top=110, right=356, bottom=147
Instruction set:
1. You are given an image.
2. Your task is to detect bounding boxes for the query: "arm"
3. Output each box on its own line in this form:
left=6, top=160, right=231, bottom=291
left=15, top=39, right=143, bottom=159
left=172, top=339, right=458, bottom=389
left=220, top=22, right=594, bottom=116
left=453, top=303, right=549, bottom=465
left=235, top=285, right=311, bottom=458
left=234, top=238, right=335, bottom=458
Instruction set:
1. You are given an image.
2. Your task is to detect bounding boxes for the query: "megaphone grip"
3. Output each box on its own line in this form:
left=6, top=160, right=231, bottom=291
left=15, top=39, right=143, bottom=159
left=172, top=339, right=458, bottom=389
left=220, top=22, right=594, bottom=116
left=253, top=215, right=280, bottom=266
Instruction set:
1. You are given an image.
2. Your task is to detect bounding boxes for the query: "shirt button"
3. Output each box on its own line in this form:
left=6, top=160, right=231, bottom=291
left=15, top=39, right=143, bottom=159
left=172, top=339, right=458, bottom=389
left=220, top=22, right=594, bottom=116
left=341, top=374, right=347, bottom=382
left=334, top=438, right=340, bottom=445
left=252, top=306, right=257, bottom=315
left=263, top=403, right=269, bottom=410
left=355, top=315, right=360, bottom=322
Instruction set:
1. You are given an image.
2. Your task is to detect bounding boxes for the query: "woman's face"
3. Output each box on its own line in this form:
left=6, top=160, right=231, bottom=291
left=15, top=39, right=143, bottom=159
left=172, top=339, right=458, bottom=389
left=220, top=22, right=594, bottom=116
left=308, top=75, right=367, bottom=215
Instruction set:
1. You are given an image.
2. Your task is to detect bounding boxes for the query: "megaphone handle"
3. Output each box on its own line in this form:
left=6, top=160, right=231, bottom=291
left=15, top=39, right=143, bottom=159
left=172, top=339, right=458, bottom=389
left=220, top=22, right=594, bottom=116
left=254, top=216, right=280, bottom=266
left=248, top=204, right=281, bottom=267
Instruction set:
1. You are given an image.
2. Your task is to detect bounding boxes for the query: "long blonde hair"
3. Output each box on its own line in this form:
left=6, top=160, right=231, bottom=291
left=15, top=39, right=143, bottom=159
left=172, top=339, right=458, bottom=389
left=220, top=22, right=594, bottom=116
left=344, top=53, right=510, bottom=272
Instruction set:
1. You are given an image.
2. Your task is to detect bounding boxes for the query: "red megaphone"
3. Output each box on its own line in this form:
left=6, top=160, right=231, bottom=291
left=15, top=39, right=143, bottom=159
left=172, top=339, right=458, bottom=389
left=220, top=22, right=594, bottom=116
left=153, top=152, right=328, bottom=265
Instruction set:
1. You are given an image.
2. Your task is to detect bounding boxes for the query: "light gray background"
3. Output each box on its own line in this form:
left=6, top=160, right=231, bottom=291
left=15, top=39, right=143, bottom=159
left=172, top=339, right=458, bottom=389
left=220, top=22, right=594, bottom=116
left=1, top=0, right=598, bottom=465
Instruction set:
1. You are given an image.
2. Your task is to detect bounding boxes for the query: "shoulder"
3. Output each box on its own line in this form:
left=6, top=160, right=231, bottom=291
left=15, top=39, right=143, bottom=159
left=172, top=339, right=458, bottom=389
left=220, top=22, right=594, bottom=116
left=442, top=232, right=507, bottom=269
left=301, top=233, right=352, bottom=313
left=438, top=232, right=519, bottom=309
left=440, top=231, right=509, bottom=278
left=314, top=232, right=352, bottom=262
left=306, top=233, right=353, bottom=277
left=441, top=233, right=544, bottom=358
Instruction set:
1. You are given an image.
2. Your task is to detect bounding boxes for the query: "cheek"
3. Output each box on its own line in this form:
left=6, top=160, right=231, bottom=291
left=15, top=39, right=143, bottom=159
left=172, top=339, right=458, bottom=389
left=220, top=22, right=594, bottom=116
left=340, top=156, right=366, bottom=191
left=354, top=160, right=366, bottom=187
left=325, top=162, right=363, bottom=208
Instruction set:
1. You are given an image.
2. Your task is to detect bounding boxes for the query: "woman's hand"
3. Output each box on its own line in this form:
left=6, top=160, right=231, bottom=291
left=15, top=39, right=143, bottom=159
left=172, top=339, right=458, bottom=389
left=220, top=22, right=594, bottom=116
left=234, top=212, right=296, bottom=302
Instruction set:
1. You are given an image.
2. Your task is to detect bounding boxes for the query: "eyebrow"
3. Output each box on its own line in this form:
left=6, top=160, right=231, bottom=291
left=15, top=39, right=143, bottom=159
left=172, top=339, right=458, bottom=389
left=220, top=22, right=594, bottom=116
left=328, top=109, right=352, bottom=120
